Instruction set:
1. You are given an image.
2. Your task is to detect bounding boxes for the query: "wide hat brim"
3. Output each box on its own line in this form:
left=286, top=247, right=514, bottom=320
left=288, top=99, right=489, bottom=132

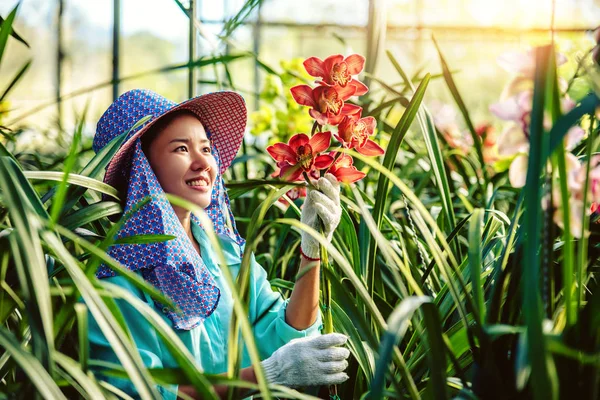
left=102, top=91, right=247, bottom=190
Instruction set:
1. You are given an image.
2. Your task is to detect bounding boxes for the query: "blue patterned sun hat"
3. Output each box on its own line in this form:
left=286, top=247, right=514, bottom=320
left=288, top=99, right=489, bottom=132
left=93, top=89, right=247, bottom=330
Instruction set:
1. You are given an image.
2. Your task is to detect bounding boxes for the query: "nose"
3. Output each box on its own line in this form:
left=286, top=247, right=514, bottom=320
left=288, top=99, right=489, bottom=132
left=190, top=150, right=212, bottom=172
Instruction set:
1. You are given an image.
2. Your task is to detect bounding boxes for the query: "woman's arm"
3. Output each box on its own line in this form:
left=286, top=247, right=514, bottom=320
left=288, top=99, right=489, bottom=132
left=284, top=257, right=321, bottom=330
left=178, top=366, right=257, bottom=399
left=287, top=173, right=341, bottom=331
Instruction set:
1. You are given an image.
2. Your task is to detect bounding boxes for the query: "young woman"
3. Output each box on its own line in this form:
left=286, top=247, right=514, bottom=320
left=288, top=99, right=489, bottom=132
left=87, top=89, right=349, bottom=399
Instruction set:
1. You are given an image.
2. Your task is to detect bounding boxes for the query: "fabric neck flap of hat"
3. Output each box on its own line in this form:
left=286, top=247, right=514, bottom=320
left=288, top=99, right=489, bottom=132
left=96, top=140, right=245, bottom=330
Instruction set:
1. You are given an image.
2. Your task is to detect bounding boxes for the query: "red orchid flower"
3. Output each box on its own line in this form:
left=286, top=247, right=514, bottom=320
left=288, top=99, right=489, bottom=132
left=266, top=131, right=334, bottom=181
left=335, top=113, right=384, bottom=156
left=303, top=54, right=368, bottom=98
left=328, top=152, right=365, bottom=183
left=290, top=85, right=362, bottom=126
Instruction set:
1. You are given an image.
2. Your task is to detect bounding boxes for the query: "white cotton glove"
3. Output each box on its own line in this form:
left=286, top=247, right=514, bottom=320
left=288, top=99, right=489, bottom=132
left=260, top=333, right=350, bottom=387
left=300, top=173, right=342, bottom=259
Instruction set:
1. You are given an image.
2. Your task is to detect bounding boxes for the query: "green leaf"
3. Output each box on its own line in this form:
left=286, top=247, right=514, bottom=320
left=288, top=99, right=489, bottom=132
left=368, top=74, right=430, bottom=297
left=468, top=209, right=485, bottom=325
left=0, top=327, right=66, bottom=399
left=422, top=303, right=449, bottom=400
left=522, top=45, right=557, bottom=400
left=26, top=171, right=120, bottom=200
left=0, top=59, right=31, bottom=101
left=0, top=4, right=19, bottom=68
left=41, top=230, right=162, bottom=399
left=60, top=201, right=121, bottom=230
left=50, top=113, right=84, bottom=223
left=370, top=296, right=431, bottom=399
left=114, top=234, right=176, bottom=245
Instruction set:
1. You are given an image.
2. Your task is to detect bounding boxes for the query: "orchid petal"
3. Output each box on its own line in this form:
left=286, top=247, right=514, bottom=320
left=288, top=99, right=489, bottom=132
left=490, top=96, right=524, bottom=121
left=303, top=57, right=326, bottom=78
left=288, top=133, right=310, bottom=152
left=350, top=79, right=369, bottom=96
left=357, top=139, right=385, bottom=156
left=290, top=85, right=316, bottom=107
left=361, top=116, right=377, bottom=132
left=266, top=143, right=296, bottom=164
left=565, top=152, right=583, bottom=192
left=309, top=131, right=332, bottom=154
left=314, top=154, right=335, bottom=169
left=327, top=113, right=345, bottom=126
left=565, top=126, right=585, bottom=151
left=333, top=167, right=365, bottom=183
left=280, top=163, right=303, bottom=182
left=497, top=124, right=529, bottom=156
left=336, top=84, right=357, bottom=101
left=344, top=54, right=365, bottom=75
left=342, top=103, right=362, bottom=117
left=333, top=154, right=354, bottom=168
left=309, top=109, right=329, bottom=125
left=508, top=154, right=528, bottom=188
left=323, top=54, right=345, bottom=75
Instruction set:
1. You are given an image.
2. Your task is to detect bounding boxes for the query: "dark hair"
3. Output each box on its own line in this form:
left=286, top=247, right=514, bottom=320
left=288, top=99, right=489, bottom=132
left=141, top=109, right=201, bottom=158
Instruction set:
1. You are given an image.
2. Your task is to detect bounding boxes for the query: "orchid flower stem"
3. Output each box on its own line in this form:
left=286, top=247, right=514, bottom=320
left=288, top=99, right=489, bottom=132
left=311, top=121, right=321, bottom=135
left=319, top=216, right=336, bottom=398
left=301, top=170, right=336, bottom=394
left=302, top=172, right=318, bottom=190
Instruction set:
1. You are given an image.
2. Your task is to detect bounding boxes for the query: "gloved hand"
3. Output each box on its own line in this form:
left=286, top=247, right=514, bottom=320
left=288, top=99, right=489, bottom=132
left=300, top=173, right=342, bottom=259
left=260, top=333, right=350, bottom=387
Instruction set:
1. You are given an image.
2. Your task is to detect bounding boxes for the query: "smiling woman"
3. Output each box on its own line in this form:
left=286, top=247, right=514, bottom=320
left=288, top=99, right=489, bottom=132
left=85, top=89, right=350, bottom=399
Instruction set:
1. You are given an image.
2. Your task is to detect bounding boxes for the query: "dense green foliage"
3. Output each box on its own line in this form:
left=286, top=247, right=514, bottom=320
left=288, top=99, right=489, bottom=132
left=1, top=2, right=599, bottom=399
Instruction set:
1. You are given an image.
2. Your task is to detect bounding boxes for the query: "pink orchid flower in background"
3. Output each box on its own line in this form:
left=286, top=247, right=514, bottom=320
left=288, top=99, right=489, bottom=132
left=490, top=90, right=532, bottom=131
left=290, top=84, right=362, bottom=125
left=327, top=152, right=366, bottom=183
left=508, top=153, right=529, bottom=188
left=303, top=54, right=369, bottom=98
left=497, top=49, right=567, bottom=78
left=496, top=124, right=529, bottom=157
left=266, top=131, right=334, bottom=181
left=335, top=112, right=384, bottom=156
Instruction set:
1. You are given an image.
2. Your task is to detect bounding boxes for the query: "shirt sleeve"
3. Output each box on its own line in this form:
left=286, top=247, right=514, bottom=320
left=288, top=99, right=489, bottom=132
left=247, top=253, right=323, bottom=359
left=86, top=276, right=178, bottom=400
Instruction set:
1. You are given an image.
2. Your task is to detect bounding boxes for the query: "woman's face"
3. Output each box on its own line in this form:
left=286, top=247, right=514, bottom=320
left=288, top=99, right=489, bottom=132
left=146, top=113, right=217, bottom=210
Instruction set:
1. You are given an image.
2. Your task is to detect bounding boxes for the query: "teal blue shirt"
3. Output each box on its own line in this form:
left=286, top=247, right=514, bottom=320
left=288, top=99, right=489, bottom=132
left=88, top=222, right=323, bottom=398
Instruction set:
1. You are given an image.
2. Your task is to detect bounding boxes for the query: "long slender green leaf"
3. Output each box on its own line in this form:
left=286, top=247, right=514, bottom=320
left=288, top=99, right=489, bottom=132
left=522, top=45, right=556, bottom=400
left=0, top=4, right=19, bottom=67
left=0, top=327, right=66, bottom=399
left=0, top=59, right=31, bottom=101
left=370, top=296, right=430, bottom=400
left=41, top=231, right=161, bottom=399
left=368, top=74, right=430, bottom=298
left=27, top=171, right=120, bottom=200
left=469, top=209, right=485, bottom=325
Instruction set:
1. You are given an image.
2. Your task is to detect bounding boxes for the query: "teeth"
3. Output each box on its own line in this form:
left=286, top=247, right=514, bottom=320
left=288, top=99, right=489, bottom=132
left=187, top=180, right=208, bottom=186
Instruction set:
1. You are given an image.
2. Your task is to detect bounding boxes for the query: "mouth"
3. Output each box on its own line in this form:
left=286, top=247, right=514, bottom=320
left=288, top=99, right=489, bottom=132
left=185, top=176, right=211, bottom=191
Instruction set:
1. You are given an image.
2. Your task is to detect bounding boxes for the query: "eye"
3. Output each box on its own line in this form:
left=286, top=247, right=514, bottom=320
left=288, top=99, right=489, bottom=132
left=174, top=145, right=188, bottom=152
left=202, top=146, right=212, bottom=153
